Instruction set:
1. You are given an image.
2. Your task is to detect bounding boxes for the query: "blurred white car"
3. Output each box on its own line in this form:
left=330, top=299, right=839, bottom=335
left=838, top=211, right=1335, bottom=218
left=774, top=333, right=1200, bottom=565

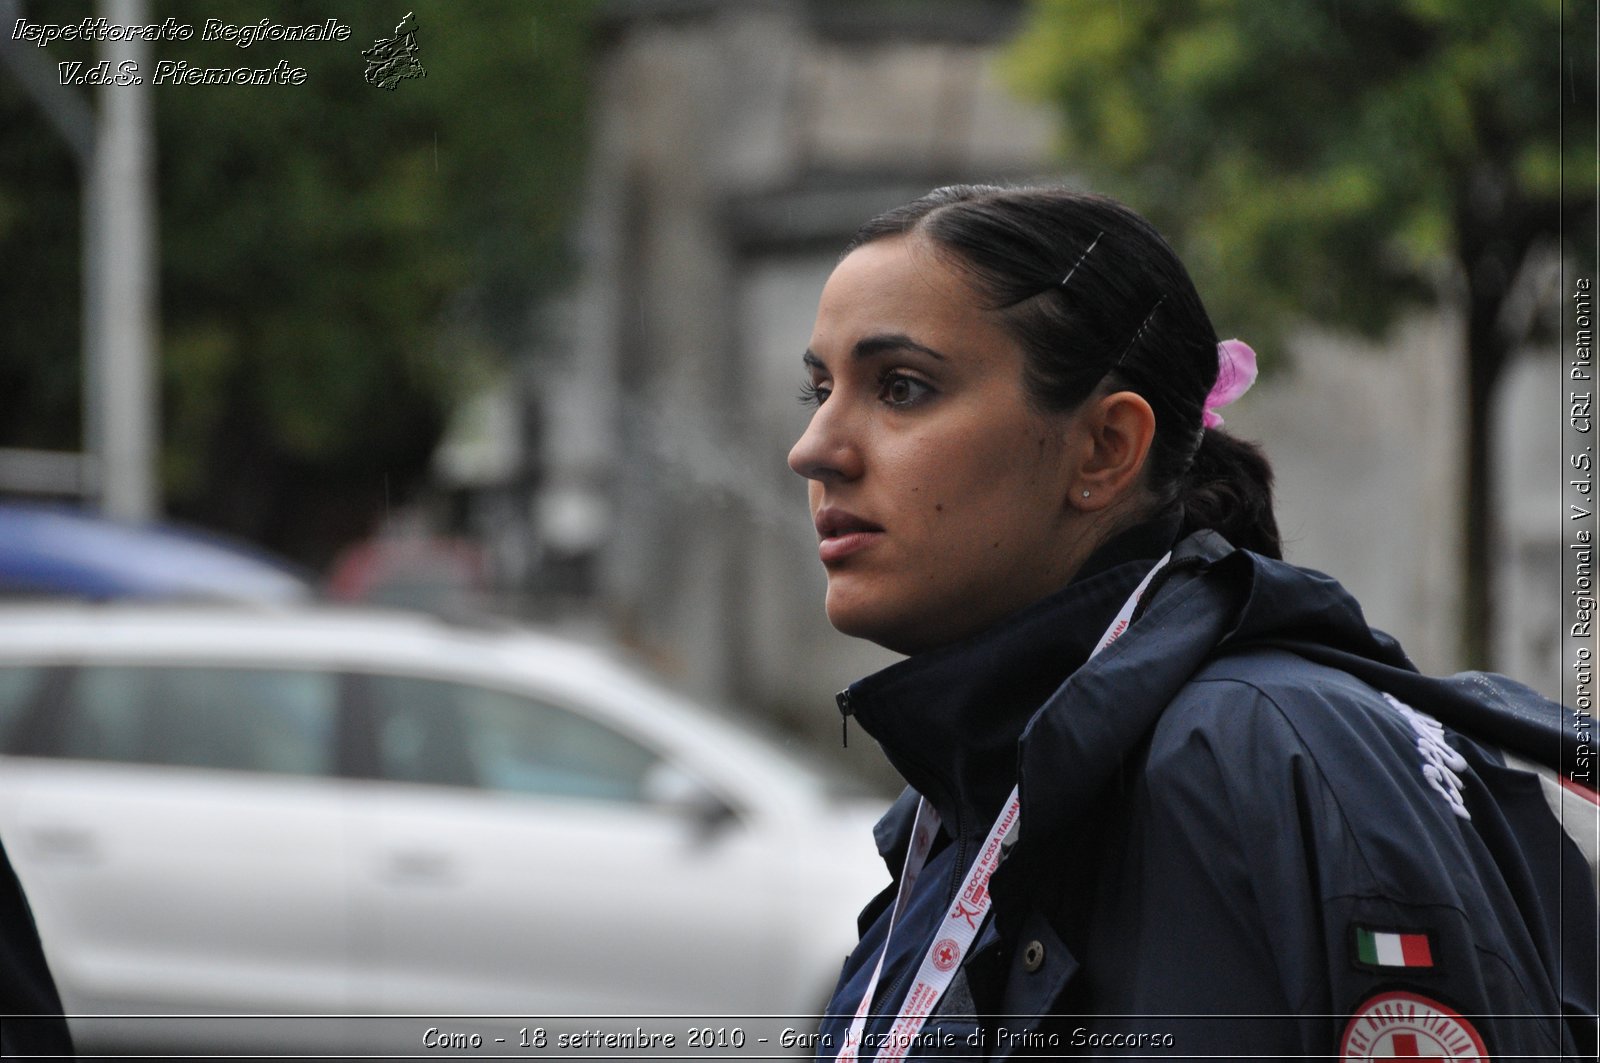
left=0, top=604, right=888, bottom=1053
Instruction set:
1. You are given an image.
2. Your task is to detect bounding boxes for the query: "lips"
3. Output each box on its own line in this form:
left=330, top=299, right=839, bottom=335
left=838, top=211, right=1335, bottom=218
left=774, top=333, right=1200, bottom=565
left=814, top=507, right=884, bottom=564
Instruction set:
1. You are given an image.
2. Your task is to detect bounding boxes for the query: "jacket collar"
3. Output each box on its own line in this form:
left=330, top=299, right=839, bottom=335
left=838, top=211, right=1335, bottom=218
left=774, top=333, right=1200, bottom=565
left=856, top=526, right=1451, bottom=872
left=1007, top=528, right=1423, bottom=865
left=845, top=513, right=1182, bottom=855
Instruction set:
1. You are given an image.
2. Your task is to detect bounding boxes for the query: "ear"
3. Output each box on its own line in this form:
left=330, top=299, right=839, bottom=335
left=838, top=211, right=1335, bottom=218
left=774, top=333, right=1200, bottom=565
left=1071, top=390, right=1156, bottom=510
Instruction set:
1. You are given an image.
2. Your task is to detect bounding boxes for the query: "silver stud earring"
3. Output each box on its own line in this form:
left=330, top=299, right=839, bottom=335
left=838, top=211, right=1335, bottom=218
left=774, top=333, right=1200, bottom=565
left=1081, top=490, right=1090, bottom=499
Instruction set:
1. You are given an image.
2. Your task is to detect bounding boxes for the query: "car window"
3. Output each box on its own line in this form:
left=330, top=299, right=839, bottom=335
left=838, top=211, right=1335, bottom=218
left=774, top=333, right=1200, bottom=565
left=42, top=666, right=338, bottom=777
left=0, top=666, right=48, bottom=753
left=364, top=674, right=660, bottom=802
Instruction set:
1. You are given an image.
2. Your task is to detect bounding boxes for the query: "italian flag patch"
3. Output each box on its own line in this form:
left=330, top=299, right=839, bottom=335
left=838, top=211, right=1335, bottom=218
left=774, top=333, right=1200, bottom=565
left=1354, top=927, right=1433, bottom=968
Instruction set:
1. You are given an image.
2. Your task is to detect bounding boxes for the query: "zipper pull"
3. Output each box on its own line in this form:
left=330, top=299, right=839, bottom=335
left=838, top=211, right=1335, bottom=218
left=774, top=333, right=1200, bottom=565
left=836, top=688, right=853, bottom=748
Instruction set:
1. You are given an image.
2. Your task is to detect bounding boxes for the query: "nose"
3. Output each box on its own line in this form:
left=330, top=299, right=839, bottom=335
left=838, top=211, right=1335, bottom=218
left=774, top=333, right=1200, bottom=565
left=788, top=400, right=862, bottom=484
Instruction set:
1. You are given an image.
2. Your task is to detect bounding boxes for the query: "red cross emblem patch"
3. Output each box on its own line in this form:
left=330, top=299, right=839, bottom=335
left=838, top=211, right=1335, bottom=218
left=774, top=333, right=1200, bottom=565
left=1340, top=991, right=1488, bottom=1061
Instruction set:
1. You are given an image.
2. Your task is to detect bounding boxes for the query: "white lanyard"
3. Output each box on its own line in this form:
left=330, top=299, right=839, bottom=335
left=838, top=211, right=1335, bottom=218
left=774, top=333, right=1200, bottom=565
left=836, top=553, right=1172, bottom=1062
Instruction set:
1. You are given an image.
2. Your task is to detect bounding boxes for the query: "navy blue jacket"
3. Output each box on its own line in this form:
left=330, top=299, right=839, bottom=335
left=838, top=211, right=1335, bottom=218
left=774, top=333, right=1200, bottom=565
left=0, top=833, right=73, bottom=1057
left=818, top=526, right=1597, bottom=1060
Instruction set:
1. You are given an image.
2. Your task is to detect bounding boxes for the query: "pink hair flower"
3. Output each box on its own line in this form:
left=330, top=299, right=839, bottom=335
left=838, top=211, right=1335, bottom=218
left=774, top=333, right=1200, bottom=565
left=1203, top=339, right=1257, bottom=429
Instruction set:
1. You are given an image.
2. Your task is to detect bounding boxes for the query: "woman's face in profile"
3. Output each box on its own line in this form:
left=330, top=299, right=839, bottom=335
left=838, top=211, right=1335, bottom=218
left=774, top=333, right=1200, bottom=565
left=788, top=235, right=1087, bottom=654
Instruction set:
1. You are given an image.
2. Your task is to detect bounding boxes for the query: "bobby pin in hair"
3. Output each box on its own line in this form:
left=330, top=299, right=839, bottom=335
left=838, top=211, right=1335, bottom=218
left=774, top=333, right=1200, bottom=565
left=1114, top=296, right=1165, bottom=368
left=1059, top=231, right=1104, bottom=289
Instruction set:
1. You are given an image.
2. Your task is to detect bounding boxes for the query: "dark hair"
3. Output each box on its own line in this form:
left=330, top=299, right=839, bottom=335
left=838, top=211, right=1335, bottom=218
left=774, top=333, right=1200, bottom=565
left=844, top=184, right=1280, bottom=559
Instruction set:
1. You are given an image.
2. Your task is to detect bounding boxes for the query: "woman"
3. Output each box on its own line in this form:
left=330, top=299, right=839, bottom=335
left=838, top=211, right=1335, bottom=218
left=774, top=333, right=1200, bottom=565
left=788, top=185, right=1595, bottom=1061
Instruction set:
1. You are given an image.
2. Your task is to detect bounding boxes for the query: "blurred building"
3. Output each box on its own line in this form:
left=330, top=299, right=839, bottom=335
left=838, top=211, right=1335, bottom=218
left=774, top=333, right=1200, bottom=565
left=440, top=0, right=1568, bottom=758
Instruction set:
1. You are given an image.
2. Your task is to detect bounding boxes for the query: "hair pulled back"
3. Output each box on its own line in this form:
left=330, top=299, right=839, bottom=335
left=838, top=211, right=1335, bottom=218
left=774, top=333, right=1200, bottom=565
left=844, top=184, right=1280, bottom=559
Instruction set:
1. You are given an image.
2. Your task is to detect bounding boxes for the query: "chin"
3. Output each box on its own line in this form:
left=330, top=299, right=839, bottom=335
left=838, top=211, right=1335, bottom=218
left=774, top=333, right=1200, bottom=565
left=824, top=588, right=929, bottom=655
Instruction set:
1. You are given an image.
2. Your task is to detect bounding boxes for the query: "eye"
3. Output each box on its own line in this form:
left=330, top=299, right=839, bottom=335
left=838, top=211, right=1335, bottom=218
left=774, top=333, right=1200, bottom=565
left=798, top=379, right=830, bottom=408
left=880, top=371, right=933, bottom=407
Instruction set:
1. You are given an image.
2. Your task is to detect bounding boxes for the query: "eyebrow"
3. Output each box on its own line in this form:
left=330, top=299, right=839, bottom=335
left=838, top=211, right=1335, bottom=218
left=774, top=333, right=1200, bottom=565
left=803, top=332, right=950, bottom=368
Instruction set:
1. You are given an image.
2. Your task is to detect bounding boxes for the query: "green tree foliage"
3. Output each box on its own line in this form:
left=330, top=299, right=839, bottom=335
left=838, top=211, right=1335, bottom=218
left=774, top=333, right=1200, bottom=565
left=0, top=0, right=594, bottom=564
left=1008, top=0, right=1597, bottom=664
